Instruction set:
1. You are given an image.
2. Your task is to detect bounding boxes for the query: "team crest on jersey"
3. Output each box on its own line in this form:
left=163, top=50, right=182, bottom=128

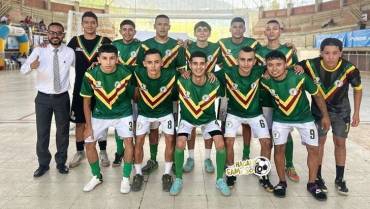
left=226, top=121, right=233, bottom=128
left=130, top=51, right=137, bottom=57
left=314, top=77, right=321, bottom=85
left=202, top=94, right=210, bottom=102
left=335, top=80, right=343, bottom=87
left=227, top=49, right=232, bottom=55
left=250, top=82, right=257, bottom=89
left=136, top=122, right=143, bottom=130
left=165, top=49, right=171, bottom=56
left=184, top=91, right=191, bottom=99
left=160, top=86, right=167, bottom=93
left=95, top=81, right=102, bottom=88
left=289, top=88, right=298, bottom=96
left=140, top=84, right=147, bottom=91
left=272, top=130, right=280, bottom=140
left=269, top=89, right=276, bottom=97
left=232, top=83, right=238, bottom=90
left=207, top=55, right=213, bottom=61
left=114, top=81, right=121, bottom=88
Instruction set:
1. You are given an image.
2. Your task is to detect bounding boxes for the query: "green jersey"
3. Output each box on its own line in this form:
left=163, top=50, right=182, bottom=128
left=301, top=57, right=362, bottom=118
left=134, top=67, right=178, bottom=118
left=218, top=37, right=261, bottom=67
left=178, top=77, right=221, bottom=125
left=137, top=37, right=186, bottom=70
left=256, top=44, right=298, bottom=67
left=80, top=64, right=134, bottom=119
left=260, top=70, right=319, bottom=123
left=216, top=66, right=264, bottom=118
left=185, top=41, right=221, bottom=73
left=112, top=39, right=141, bottom=73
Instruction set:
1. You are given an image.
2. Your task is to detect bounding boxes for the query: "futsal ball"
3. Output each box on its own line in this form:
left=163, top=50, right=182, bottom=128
left=254, top=156, right=271, bottom=177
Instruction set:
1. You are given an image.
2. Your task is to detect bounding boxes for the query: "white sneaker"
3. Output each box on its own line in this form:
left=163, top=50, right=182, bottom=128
left=83, top=176, right=102, bottom=192
left=69, top=151, right=85, bottom=168
left=120, top=177, right=131, bottom=194
left=100, top=150, right=110, bottom=167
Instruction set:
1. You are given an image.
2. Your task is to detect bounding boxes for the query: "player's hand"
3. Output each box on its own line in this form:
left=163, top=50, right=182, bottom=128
left=293, top=65, right=304, bottom=75
left=177, top=39, right=184, bottom=47
left=351, top=112, right=360, bottom=127
left=30, top=56, right=40, bottom=70
left=83, top=126, right=93, bottom=141
left=285, top=42, right=297, bottom=53
left=181, top=70, right=191, bottom=79
left=207, top=73, right=216, bottom=83
left=320, top=115, right=331, bottom=132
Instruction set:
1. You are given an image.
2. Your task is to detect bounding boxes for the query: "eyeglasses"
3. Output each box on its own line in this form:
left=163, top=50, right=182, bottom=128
left=48, top=31, right=64, bottom=36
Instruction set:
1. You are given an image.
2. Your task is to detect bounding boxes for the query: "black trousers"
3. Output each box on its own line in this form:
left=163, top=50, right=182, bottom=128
left=35, top=91, right=70, bottom=167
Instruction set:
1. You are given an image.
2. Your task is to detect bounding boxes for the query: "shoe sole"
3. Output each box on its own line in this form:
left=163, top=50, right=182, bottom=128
left=337, top=190, right=349, bottom=196
left=205, top=167, right=215, bottom=173
left=69, top=161, right=82, bottom=168
left=216, top=185, right=231, bottom=196
left=273, top=193, right=286, bottom=198
left=83, top=182, right=102, bottom=192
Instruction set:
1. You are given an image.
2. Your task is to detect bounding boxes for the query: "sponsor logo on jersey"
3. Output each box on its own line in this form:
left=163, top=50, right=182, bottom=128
left=335, top=80, right=343, bottom=87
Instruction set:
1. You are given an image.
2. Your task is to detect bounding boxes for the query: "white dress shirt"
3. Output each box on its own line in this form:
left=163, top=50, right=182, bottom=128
left=21, top=44, right=75, bottom=94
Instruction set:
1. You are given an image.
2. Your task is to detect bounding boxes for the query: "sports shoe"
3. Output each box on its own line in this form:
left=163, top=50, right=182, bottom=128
left=69, top=151, right=85, bottom=168
left=112, top=153, right=123, bottom=167
left=120, top=177, right=131, bottom=194
left=226, top=175, right=237, bottom=187
left=183, top=157, right=194, bottom=173
left=285, top=167, right=300, bottom=182
left=273, top=181, right=287, bottom=198
left=142, top=159, right=158, bottom=175
left=83, top=175, right=103, bottom=192
left=307, top=183, right=327, bottom=201
left=315, top=178, right=328, bottom=193
left=335, top=179, right=349, bottom=195
left=131, top=174, right=144, bottom=192
left=162, top=174, right=173, bottom=192
left=259, top=176, right=274, bottom=192
left=99, top=150, right=110, bottom=167
left=204, top=159, right=215, bottom=173
left=216, top=179, right=231, bottom=196
left=170, top=178, right=183, bottom=196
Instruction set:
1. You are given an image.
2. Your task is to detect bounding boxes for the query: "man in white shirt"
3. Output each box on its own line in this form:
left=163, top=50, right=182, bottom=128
left=21, top=22, right=75, bottom=177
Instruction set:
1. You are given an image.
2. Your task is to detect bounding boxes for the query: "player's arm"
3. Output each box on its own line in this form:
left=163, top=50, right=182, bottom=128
left=349, top=67, right=363, bottom=127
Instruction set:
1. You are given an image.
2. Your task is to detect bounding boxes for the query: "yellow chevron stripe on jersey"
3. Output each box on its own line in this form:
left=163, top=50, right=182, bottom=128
left=185, top=48, right=191, bottom=60
left=77, top=36, right=103, bottom=61
left=321, top=59, right=342, bottom=72
left=250, top=40, right=258, bottom=49
left=162, top=45, right=181, bottom=68
left=286, top=49, right=293, bottom=66
left=306, top=60, right=355, bottom=100
left=119, top=47, right=140, bottom=66
left=141, top=44, right=150, bottom=51
left=261, top=78, right=305, bottom=115
left=256, top=53, right=265, bottom=65
left=178, top=81, right=218, bottom=119
left=85, top=73, right=131, bottom=109
left=225, top=74, right=259, bottom=109
left=135, top=73, right=176, bottom=109
left=219, top=41, right=238, bottom=67
left=206, top=48, right=220, bottom=73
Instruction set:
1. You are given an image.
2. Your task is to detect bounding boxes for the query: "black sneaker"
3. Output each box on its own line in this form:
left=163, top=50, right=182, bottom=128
left=142, top=160, right=159, bottom=175
left=307, top=183, right=327, bottom=201
left=226, top=176, right=237, bottom=187
left=112, top=153, right=123, bottom=167
left=315, top=178, right=328, bottom=193
left=273, top=181, right=287, bottom=198
left=132, top=174, right=144, bottom=192
left=162, top=174, right=173, bottom=192
left=259, top=176, right=274, bottom=192
left=335, top=179, right=349, bottom=195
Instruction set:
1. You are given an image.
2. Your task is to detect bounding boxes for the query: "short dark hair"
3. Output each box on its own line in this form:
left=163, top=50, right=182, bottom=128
left=240, top=46, right=255, bottom=54
left=265, top=50, right=286, bottom=63
left=144, top=48, right=162, bottom=59
left=98, top=44, right=118, bottom=56
left=194, top=21, right=211, bottom=32
left=190, top=51, right=207, bottom=62
left=155, top=14, right=170, bottom=22
left=48, top=22, right=64, bottom=31
left=120, top=19, right=135, bottom=29
left=82, top=11, right=98, bottom=23
left=231, top=17, right=245, bottom=26
left=320, top=38, right=343, bottom=51
left=267, top=19, right=280, bottom=27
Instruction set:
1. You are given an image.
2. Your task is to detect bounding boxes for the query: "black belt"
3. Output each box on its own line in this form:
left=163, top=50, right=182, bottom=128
left=38, top=91, right=68, bottom=98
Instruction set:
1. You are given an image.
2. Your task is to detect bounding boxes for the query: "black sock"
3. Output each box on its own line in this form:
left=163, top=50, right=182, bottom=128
left=99, top=141, right=107, bottom=151
left=317, top=165, right=322, bottom=179
left=279, top=181, right=287, bottom=187
left=76, top=141, right=84, bottom=151
left=335, top=165, right=344, bottom=182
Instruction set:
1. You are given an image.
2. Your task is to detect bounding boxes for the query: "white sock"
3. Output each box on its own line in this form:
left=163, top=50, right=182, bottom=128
left=188, top=149, right=195, bottom=159
left=164, top=161, right=173, bottom=174
left=122, top=176, right=129, bottom=182
left=134, top=164, right=142, bottom=175
left=205, top=149, right=211, bottom=160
